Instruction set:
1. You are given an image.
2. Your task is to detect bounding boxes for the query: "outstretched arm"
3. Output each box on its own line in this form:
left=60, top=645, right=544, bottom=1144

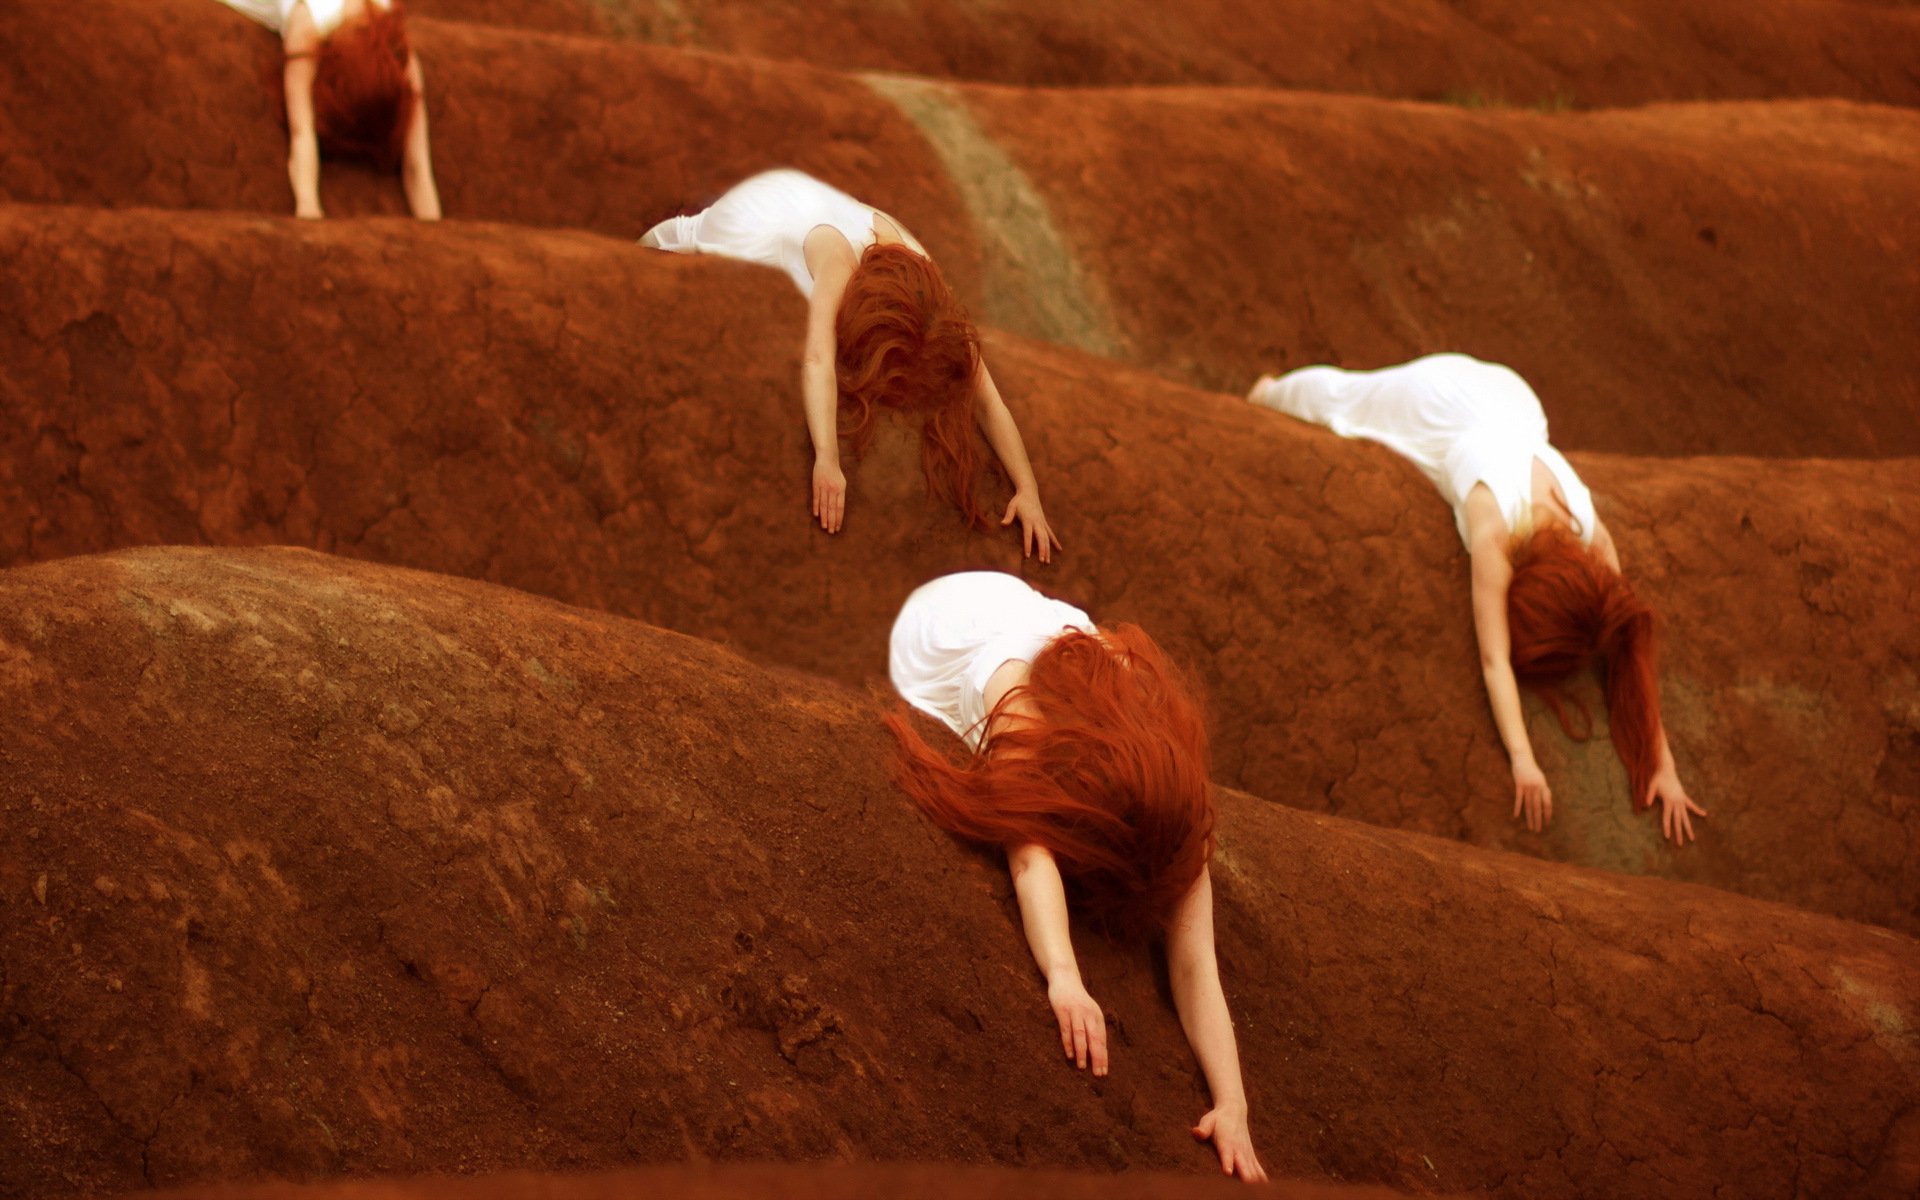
left=1167, top=867, right=1267, bottom=1183
left=1007, top=843, right=1107, bottom=1075
left=800, top=243, right=855, bottom=533
left=401, top=54, right=441, bottom=220
left=1466, top=490, right=1552, bottom=831
left=1588, top=517, right=1704, bottom=841
left=281, top=6, right=323, bottom=218
left=973, top=364, right=1061, bottom=562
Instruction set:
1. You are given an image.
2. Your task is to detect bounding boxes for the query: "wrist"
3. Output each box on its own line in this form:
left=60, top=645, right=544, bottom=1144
left=1210, top=1095, right=1247, bottom=1116
left=1509, top=754, right=1538, bottom=774
left=814, top=450, right=840, bottom=470
left=1044, top=962, right=1082, bottom=989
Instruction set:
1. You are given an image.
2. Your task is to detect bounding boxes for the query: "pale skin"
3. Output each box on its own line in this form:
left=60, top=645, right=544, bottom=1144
left=645, top=211, right=1060, bottom=556
left=281, top=0, right=442, bottom=220
left=1461, top=459, right=1706, bottom=845
left=982, top=659, right=1267, bottom=1183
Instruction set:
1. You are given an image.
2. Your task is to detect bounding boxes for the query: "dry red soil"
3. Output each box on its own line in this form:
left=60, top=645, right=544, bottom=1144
left=3, top=548, right=1916, bottom=1198
left=3, top=0, right=1918, bottom=1197
left=6, top=1, right=1917, bottom=456
left=147, top=1162, right=1433, bottom=1200
left=406, top=0, right=1920, bottom=107
left=2, top=208, right=1915, bottom=935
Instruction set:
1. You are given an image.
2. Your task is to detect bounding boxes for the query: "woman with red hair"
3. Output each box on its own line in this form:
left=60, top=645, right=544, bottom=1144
left=643, top=171, right=1060, bottom=558
left=217, top=0, right=441, bottom=219
left=1250, top=353, right=1705, bottom=845
left=888, top=571, right=1265, bottom=1182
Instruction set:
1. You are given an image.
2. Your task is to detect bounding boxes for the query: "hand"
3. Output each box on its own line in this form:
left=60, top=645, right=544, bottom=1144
left=1002, top=490, right=1062, bottom=564
left=1193, top=1104, right=1267, bottom=1182
left=1648, top=769, right=1706, bottom=845
left=812, top=457, right=846, bottom=533
left=1047, top=975, right=1107, bottom=1076
left=1512, top=760, right=1552, bottom=833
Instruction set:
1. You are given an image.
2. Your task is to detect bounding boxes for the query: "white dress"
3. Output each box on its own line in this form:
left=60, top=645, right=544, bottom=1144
left=1250, top=353, right=1596, bottom=549
left=214, top=0, right=389, bottom=36
left=641, top=170, right=882, bottom=299
left=890, top=572, right=1095, bottom=752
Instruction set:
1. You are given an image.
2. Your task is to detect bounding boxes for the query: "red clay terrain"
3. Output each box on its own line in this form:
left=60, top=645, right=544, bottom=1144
left=404, top=0, right=1920, bottom=107
left=147, top=1162, right=1434, bottom=1199
left=6, top=0, right=1918, bottom=456
left=2, top=209, right=1916, bottom=936
left=3, top=547, right=1916, bottom=1199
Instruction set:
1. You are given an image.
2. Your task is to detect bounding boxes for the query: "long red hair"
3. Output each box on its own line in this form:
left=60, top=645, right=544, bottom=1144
left=1506, top=527, right=1663, bottom=806
left=835, top=244, right=992, bottom=528
left=885, top=626, right=1215, bottom=935
left=308, top=4, right=417, bottom=167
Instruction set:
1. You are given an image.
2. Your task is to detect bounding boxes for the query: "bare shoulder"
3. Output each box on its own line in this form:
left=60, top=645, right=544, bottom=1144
left=871, top=211, right=930, bottom=258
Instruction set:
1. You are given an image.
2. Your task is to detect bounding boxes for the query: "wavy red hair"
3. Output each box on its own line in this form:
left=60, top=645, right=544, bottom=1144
left=308, top=4, right=417, bottom=167
left=1506, top=527, right=1662, bottom=806
left=835, top=244, right=991, bottom=527
left=885, top=625, right=1215, bottom=935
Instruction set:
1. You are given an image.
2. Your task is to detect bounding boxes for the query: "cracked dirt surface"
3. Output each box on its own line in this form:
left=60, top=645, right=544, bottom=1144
left=1, top=207, right=1915, bottom=934
left=1, top=547, right=1915, bottom=1198
left=401, top=0, right=1920, bottom=107
left=142, top=1161, right=1442, bottom=1198
left=0, top=0, right=984, bottom=295
left=6, top=1, right=1918, bottom=457
left=939, top=87, right=1920, bottom=456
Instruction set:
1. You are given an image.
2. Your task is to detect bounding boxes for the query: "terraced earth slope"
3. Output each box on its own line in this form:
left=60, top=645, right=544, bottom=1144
left=3, top=208, right=1915, bottom=933
left=7, top=0, right=1918, bottom=455
left=3, top=548, right=1915, bottom=1198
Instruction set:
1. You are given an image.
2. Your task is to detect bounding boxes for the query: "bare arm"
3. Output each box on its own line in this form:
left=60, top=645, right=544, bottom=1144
left=401, top=53, right=441, bottom=220
left=973, top=364, right=1062, bottom=562
left=281, top=6, right=323, bottom=218
left=1465, top=488, right=1553, bottom=831
left=1007, top=843, right=1108, bottom=1075
left=800, top=233, right=855, bottom=533
left=1166, top=868, right=1266, bottom=1182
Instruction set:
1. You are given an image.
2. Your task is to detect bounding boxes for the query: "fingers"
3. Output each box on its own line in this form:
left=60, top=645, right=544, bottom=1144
left=829, top=487, right=844, bottom=534
left=1002, top=498, right=1017, bottom=528
left=1192, top=1112, right=1216, bottom=1140
left=1688, top=798, right=1708, bottom=817
left=1024, top=519, right=1037, bottom=560
left=1072, top=1014, right=1089, bottom=1070
left=1513, top=787, right=1524, bottom=822
left=1089, top=1010, right=1108, bottom=1077
left=1056, top=1007, right=1074, bottom=1060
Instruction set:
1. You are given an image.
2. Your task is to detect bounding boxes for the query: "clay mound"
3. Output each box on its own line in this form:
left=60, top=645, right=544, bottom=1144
left=6, top=0, right=1916, bottom=457
left=905, top=84, right=1920, bottom=457
left=3, top=208, right=1916, bottom=935
left=3, top=547, right=1916, bottom=1199
left=146, top=1162, right=1432, bottom=1199
left=0, top=0, right=983, bottom=281
left=403, top=0, right=1920, bottom=108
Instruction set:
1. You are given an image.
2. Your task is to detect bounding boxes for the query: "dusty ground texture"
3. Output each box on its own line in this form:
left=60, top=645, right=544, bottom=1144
left=146, top=1161, right=1435, bottom=1198
left=2, top=547, right=1916, bottom=1199
left=2, top=207, right=1915, bottom=935
left=5, top=1, right=1918, bottom=456
left=402, top=0, right=1920, bottom=107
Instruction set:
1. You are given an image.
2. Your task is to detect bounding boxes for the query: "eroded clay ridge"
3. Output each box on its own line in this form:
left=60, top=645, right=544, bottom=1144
left=404, top=0, right=1920, bottom=107
left=145, top=1162, right=1436, bottom=1200
left=3, top=547, right=1915, bottom=1199
left=7, top=0, right=1919, bottom=456
left=2, top=209, right=1916, bottom=935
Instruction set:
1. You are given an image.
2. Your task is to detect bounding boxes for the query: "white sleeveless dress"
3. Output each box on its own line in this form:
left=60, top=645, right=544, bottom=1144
left=1251, top=353, right=1596, bottom=549
left=890, top=572, right=1095, bottom=751
left=214, top=0, right=390, bottom=36
left=641, top=170, right=882, bottom=299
